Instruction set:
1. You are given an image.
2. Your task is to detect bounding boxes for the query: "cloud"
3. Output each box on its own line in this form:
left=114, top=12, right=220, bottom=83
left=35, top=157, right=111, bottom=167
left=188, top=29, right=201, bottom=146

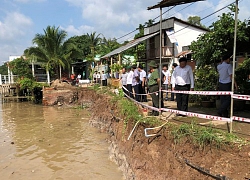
left=62, top=25, right=95, bottom=36
left=0, top=12, right=33, bottom=63
left=0, top=12, right=33, bottom=41
left=64, top=0, right=159, bottom=39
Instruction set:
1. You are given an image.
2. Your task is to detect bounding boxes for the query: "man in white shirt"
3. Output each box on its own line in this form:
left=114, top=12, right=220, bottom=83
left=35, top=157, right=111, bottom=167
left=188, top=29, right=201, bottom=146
left=96, top=72, right=101, bottom=84
left=162, top=65, right=171, bottom=101
left=217, top=54, right=237, bottom=117
left=126, top=66, right=134, bottom=98
left=101, top=71, right=107, bottom=86
left=138, top=64, right=147, bottom=102
left=172, top=57, right=194, bottom=114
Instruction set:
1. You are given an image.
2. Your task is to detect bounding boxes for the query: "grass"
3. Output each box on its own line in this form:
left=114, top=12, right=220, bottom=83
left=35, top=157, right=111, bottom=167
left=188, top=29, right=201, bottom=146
left=169, top=121, right=247, bottom=149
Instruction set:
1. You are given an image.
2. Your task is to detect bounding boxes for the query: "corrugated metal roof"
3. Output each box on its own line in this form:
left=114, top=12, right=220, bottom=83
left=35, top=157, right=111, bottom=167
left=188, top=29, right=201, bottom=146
left=148, top=0, right=205, bottom=10
left=101, top=32, right=159, bottom=59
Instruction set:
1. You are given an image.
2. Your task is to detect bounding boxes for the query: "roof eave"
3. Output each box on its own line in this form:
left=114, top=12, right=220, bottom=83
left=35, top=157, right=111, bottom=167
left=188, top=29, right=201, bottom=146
left=147, top=0, right=205, bottom=10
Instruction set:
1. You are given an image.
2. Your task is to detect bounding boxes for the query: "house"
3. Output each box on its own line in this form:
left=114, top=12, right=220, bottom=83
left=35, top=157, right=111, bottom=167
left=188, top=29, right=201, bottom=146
left=141, top=17, right=209, bottom=70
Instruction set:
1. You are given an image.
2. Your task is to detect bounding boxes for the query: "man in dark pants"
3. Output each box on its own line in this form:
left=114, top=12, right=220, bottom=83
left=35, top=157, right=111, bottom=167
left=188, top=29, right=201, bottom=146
left=172, top=57, right=194, bottom=115
left=148, top=61, right=161, bottom=116
left=217, top=54, right=237, bottom=117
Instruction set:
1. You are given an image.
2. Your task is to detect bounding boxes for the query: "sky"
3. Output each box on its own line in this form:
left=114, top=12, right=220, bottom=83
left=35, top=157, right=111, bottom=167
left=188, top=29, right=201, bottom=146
left=0, top=0, right=249, bottom=65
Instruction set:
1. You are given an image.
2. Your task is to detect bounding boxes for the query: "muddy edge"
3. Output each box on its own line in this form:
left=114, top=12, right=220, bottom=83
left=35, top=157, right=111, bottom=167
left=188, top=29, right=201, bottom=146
left=43, top=87, right=250, bottom=180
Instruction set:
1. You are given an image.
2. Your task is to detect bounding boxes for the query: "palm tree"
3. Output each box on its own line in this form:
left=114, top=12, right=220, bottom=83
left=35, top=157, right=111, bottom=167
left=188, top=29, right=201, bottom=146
left=86, top=32, right=102, bottom=75
left=26, top=26, right=74, bottom=83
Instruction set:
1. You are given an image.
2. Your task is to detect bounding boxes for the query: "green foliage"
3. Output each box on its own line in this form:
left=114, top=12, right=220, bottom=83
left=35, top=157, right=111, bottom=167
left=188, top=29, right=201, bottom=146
left=110, top=63, right=122, bottom=72
left=235, top=58, right=250, bottom=94
left=0, top=63, right=8, bottom=75
left=194, top=65, right=218, bottom=101
left=190, top=11, right=249, bottom=68
left=187, top=16, right=207, bottom=29
left=9, top=57, right=33, bottom=78
left=19, top=77, right=48, bottom=90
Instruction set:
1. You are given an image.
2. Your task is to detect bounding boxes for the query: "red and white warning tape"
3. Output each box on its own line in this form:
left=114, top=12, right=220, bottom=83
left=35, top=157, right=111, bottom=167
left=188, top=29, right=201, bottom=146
left=162, top=90, right=232, bottom=95
left=160, top=108, right=230, bottom=122
left=121, top=86, right=250, bottom=123
left=232, top=94, right=250, bottom=101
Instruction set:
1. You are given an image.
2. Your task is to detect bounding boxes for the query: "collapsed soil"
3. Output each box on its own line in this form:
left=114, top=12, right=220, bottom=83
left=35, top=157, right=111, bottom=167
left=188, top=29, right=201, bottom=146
left=45, top=87, right=250, bottom=180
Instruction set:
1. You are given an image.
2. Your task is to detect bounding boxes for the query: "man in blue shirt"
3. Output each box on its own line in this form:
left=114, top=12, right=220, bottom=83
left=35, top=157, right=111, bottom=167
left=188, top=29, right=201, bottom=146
left=217, top=54, right=237, bottom=117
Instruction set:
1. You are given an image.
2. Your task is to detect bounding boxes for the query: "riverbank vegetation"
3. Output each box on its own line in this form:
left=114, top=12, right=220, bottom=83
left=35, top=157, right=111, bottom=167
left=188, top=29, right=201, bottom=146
left=89, top=85, right=249, bottom=150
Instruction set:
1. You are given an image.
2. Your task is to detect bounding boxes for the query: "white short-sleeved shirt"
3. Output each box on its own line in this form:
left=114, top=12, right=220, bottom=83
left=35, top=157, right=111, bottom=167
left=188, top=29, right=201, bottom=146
left=121, top=73, right=128, bottom=85
left=162, top=70, right=171, bottom=84
left=96, top=74, right=101, bottom=79
left=139, top=70, right=146, bottom=82
left=101, top=73, right=107, bottom=80
left=172, top=65, right=194, bottom=88
left=126, top=71, right=133, bottom=85
left=132, top=69, right=140, bottom=86
left=217, top=62, right=232, bottom=84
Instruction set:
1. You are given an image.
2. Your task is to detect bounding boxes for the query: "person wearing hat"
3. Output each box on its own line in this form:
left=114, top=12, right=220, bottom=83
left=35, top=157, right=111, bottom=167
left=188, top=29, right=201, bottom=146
left=171, top=57, right=194, bottom=115
left=147, top=61, right=161, bottom=116
left=217, top=54, right=237, bottom=117
left=170, top=63, right=178, bottom=101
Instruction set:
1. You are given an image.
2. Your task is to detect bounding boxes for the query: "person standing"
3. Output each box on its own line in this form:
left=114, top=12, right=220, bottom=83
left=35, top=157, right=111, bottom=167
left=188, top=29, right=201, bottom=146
left=162, top=65, right=171, bottom=101
left=93, top=71, right=97, bottom=83
left=119, top=67, right=128, bottom=96
left=170, top=63, right=178, bottom=101
left=217, top=54, right=237, bottom=117
left=132, top=65, right=140, bottom=102
left=138, top=64, right=147, bottom=102
left=148, top=61, right=160, bottom=116
left=126, top=66, right=134, bottom=98
left=96, top=72, right=101, bottom=84
left=101, top=71, right=107, bottom=86
left=172, top=57, right=194, bottom=115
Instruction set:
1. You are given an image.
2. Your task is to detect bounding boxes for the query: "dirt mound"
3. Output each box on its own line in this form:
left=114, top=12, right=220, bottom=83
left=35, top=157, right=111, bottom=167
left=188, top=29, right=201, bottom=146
left=51, top=79, right=72, bottom=89
left=80, top=88, right=250, bottom=180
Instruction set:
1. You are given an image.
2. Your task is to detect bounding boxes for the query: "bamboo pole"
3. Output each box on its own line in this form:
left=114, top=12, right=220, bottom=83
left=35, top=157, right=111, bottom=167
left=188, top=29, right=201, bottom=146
left=229, top=0, right=239, bottom=133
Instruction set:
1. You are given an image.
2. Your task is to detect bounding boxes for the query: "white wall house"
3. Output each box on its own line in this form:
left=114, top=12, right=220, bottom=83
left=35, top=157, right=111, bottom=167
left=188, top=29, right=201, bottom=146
left=143, top=17, right=208, bottom=70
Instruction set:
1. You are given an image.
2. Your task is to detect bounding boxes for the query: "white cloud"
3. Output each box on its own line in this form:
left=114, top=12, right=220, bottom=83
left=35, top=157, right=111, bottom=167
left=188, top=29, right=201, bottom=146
left=64, top=0, right=159, bottom=39
left=62, top=25, right=95, bottom=36
left=0, top=12, right=33, bottom=63
left=0, top=12, right=33, bottom=40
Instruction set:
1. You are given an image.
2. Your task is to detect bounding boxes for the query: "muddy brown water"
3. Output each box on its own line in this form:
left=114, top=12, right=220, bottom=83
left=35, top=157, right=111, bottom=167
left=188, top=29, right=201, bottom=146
left=0, top=101, right=123, bottom=180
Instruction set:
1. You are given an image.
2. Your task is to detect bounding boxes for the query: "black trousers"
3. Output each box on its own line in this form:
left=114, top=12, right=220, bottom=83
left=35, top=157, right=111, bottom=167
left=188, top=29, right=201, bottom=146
left=127, top=84, right=134, bottom=98
left=133, top=84, right=140, bottom=102
left=170, top=84, right=175, bottom=101
left=175, top=84, right=190, bottom=112
left=122, top=85, right=128, bottom=97
left=102, top=80, right=107, bottom=86
left=218, top=82, right=231, bottom=117
left=139, top=83, right=147, bottom=102
left=149, top=85, right=159, bottom=109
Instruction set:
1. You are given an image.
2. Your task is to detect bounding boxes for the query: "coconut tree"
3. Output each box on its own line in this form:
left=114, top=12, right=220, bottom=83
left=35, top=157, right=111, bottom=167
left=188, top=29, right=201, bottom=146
left=26, top=25, right=74, bottom=83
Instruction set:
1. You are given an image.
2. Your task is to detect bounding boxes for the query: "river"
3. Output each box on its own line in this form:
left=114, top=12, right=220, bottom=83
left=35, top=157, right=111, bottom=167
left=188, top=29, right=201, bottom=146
left=0, top=100, right=123, bottom=180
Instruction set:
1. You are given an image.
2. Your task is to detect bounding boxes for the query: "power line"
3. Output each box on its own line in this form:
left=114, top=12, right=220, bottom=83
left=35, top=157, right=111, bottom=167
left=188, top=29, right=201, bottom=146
left=116, top=6, right=176, bottom=41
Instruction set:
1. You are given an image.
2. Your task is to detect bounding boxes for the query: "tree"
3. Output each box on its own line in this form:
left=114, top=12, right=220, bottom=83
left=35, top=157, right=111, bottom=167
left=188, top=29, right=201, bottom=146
left=25, top=26, right=75, bottom=83
left=0, top=63, right=8, bottom=75
left=187, top=16, right=205, bottom=28
left=190, top=11, right=249, bottom=68
left=8, top=57, right=33, bottom=79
